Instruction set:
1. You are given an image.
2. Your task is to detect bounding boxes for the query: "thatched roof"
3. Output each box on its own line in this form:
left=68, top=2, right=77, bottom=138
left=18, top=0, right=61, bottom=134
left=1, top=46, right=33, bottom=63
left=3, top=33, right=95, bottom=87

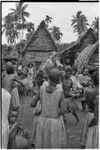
left=61, top=28, right=97, bottom=56
left=22, top=21, right=58, bottom=54
left=74, top=41, right=98, bottom=72
left=3, top=47, right=18, bottom=61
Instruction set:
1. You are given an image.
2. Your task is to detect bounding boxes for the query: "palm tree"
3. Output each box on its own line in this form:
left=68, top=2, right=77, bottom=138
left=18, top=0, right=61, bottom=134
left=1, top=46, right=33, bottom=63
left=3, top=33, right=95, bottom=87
left=2, top=13, right=18, bottom=46
left=49, top=26, right=63, bottom=43
left=71, top=11, right=89, bottom=37
left=10, top=2, right=30, bottom=41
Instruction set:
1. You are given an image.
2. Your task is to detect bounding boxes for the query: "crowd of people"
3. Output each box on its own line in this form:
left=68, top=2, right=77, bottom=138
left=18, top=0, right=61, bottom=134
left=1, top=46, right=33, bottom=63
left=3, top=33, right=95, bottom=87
left=2, top=54, right=99, bottom=149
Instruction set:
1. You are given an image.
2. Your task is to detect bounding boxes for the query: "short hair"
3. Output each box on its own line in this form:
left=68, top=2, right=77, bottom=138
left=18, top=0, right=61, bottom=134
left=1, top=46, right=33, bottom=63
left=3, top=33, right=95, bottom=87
left=6, top=66, right=14, bottom=75
left=92, top=71, right=99, bottom=85
left=48, top=68, right=60, bottom=85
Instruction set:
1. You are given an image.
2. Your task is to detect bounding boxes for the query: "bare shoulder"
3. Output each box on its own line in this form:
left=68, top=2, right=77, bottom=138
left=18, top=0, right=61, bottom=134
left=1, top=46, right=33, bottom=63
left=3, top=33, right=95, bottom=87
left=94, top=95, right=99, bottom=105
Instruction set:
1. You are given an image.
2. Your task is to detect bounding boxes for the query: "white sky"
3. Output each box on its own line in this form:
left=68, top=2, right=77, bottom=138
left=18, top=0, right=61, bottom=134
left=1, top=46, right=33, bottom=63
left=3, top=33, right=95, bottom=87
left=2, top=2, right=99, bottom=44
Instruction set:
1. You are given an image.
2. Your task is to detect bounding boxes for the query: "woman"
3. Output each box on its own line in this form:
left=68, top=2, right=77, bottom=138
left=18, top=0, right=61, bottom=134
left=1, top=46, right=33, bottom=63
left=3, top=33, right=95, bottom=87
left=62, top=68, right=80, bottom=123
left=80, top=71, right=99, bottom=148
left=31, top=68, right=67, bottom=148
left=86, top=95, right=99, bottom=148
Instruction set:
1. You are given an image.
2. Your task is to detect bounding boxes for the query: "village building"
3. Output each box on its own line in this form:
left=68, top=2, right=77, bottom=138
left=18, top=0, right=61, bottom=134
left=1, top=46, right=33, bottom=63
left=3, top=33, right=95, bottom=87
left=60, top=28, right=98, bottom=67
left=22, top=21, right=58, bottom=69
left=3, top=46, right=18, bottom=68
left=75, top=41, right=98, bottom=73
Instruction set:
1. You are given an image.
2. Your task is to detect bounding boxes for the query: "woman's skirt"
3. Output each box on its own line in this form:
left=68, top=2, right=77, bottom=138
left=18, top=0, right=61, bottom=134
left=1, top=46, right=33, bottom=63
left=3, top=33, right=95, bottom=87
left=2, top=120, right=10, bottom=149
left=31, top=115, right=67, bottom=148
left=86, top=125, right=98, bottom=148
left=80, top=112, right=94, bottom=146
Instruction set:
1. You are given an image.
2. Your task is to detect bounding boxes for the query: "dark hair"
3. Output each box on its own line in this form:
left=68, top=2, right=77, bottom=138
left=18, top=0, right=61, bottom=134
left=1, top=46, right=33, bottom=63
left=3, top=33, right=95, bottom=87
left=6, top=66, right=14, bottom=75
left=36, top=70, right=44, bottom=87
left=92, top=70, right=99, bottom=86
left=48, top=68, right=60, bottom=85
left=72, top=67, right=77, bottom=72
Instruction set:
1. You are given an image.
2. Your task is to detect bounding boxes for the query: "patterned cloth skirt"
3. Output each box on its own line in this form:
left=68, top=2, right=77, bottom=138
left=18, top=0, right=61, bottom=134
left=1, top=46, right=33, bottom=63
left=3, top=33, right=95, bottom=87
left=31, top=115, right=67, bottom=148
left=2, top=120, right=10, bottom=149
left=86, top=125, right=98, bottom=148
left=64, top=97, right=82, bottom=113
left=80, top=112, right=94, bottom=146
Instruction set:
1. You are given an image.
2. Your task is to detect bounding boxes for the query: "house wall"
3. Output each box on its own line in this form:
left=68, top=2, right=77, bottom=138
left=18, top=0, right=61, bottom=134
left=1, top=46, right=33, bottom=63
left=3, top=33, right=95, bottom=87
left=25, top=51, right=52, bottom=69
left=25, top=51, right=51, bottom=60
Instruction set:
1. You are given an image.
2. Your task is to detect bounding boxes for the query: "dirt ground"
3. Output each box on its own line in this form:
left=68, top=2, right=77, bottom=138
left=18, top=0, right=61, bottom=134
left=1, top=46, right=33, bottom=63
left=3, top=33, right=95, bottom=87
left=18, top=96, right=87, bottom=149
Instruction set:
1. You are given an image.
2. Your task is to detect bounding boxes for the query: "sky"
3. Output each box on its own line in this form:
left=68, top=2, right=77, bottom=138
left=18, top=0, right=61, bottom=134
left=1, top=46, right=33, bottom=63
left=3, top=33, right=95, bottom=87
left=2, top=2, right=99, bottom=44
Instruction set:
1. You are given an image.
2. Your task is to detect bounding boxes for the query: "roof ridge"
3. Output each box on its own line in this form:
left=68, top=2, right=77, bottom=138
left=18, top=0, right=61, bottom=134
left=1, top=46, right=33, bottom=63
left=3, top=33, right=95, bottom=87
left=22, top=20, right=58, bottom=54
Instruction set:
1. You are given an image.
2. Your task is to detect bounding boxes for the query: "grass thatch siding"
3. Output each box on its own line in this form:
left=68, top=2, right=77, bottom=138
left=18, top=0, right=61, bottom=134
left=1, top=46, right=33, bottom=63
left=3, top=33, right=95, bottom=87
left=74, top=41, right=98, bottom=72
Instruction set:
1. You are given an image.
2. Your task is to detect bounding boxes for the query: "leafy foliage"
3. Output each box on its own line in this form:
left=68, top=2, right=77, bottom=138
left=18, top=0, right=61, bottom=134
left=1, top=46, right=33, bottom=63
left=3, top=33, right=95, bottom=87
left=71, top=11, right=89, bottom=37
left=49, top=26, right=63, bottom=43
left=2, top=2, right=30, bottom=45
left=2, top=13, right=19, bottom=45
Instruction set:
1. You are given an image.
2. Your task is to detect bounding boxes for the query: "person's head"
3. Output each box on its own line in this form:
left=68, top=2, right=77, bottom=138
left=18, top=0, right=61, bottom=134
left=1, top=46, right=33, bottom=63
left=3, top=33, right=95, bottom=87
left=6, top=61, right=12, bottom=68
left=65, top=68, right=72, bottom=79
left=6, top=65, right=14, bottom=75
left=83, top=68, right=89, bottom=76
left=28, top=63, right=33, bottom=68
left=92, top=70, right=99, bottom=86
left=71, top=67, right=77, bottom=75
left=65, top=57, right=70, bottom=64
left=48, top=68, right=60, bottom=85
left=6, top=62, right=14, bottom=74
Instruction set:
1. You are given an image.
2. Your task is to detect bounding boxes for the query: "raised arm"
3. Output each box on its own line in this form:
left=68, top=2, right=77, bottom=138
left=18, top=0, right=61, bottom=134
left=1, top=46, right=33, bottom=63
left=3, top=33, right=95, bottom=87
left=31, top=90, right=40, bottom=107
left=13, top=77, right=25, bottom=87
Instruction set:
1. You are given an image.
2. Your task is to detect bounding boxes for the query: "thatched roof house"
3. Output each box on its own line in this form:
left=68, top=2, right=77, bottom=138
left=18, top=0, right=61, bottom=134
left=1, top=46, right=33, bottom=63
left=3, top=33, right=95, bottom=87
left=60, top=28, right=98, bottom=66
left=3, top=46, right=18, bottom=62
left=22, top=21, right=58, bottom=68
left=75, top=41, right=98, bottom=72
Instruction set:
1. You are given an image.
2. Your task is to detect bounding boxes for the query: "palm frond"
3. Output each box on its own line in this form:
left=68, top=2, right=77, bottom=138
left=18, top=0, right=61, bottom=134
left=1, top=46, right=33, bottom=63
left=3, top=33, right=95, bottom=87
left=22, top=11, right=30, bottom=18
left=21, top=4, right=29, bottom=12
